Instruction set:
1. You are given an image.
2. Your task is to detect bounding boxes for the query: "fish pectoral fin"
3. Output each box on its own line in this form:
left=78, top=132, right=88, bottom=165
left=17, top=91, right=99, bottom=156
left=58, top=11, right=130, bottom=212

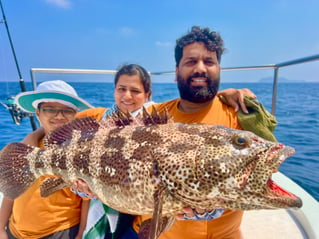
left=40, top=177, right=69, bottom=197
left=0, top=142, right=38, bottom=199
left=161, top=216, right=175, bottom=232
left=139, top=216, right=175, bottom=239
left=138, top=188, right=175, bottom=239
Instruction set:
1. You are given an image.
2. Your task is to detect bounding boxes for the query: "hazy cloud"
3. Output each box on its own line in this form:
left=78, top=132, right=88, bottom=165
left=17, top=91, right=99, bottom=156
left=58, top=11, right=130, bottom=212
left=45, top=0, right=72, bottom=9
left=118, top=27, right=135, bottom=36
left=155, top=41, right=172, bottom=47
left=95, top=27, right=112, bottom=35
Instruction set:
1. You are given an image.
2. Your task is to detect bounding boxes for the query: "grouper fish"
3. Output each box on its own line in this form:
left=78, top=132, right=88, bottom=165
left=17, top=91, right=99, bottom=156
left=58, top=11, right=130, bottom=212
left=0, top=110, right=302, bottom=239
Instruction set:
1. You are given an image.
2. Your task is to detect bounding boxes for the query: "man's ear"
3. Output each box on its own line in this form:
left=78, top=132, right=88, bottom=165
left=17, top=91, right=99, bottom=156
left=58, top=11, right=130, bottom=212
left=174, top=67, right=179, bottom=82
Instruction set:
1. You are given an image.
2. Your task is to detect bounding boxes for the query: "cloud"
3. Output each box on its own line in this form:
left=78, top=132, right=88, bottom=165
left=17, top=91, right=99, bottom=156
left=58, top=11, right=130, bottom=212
left=155, top=41, right=172, bottom=47
left=118, top=27, right=135, bottom=36
left=95, top=27, right=111, bottom=35
left=45, top=0, right=72, bottom=9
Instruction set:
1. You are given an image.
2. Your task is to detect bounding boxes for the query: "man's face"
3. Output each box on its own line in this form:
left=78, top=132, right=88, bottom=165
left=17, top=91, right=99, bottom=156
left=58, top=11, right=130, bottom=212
left=176, top=42, right=221, bottom=103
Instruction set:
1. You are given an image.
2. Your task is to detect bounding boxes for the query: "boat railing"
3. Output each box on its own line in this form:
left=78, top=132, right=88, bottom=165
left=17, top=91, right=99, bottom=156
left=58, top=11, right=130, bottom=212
left=30, top=54, right=319, bottom=115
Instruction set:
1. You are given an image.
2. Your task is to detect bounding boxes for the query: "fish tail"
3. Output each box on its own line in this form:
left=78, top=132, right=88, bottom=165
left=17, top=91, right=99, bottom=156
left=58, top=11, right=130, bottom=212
left=0, top=142, right=38, bottom=199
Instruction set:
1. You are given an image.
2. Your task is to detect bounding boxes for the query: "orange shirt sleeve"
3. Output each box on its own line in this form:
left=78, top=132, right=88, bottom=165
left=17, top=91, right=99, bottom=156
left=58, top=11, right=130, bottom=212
left=76, top=107, right=107, bottom=121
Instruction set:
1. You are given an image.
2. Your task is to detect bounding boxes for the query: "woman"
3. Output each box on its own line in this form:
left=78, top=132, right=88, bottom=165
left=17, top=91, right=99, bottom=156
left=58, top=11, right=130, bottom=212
left=0, top=80, right=92, bottom=239
left=76, top=64, right=154, bottom=239
left=77, top=63, right=153, bottom=120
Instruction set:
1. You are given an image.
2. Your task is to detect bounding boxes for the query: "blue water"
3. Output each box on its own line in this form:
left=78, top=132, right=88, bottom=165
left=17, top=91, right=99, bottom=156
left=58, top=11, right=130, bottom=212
left=1, top=81, right=318, bottom=201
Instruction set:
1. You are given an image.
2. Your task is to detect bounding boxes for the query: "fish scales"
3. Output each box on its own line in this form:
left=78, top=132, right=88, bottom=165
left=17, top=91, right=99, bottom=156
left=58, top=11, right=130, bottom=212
left=0, top=113, right=302, bottom=238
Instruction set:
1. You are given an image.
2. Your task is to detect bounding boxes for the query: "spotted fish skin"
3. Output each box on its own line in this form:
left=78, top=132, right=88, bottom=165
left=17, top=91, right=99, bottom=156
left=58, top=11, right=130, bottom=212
left=0, top=116, right=302, bottom=216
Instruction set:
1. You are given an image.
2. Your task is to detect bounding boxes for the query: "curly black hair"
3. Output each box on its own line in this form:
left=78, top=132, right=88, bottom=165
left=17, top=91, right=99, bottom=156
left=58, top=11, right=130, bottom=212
left=174, top=26, right=225, bottom=66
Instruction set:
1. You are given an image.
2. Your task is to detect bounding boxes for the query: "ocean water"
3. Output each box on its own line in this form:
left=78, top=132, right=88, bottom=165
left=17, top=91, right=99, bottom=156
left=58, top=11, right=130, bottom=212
left=0, top=81, right=318, bottom=201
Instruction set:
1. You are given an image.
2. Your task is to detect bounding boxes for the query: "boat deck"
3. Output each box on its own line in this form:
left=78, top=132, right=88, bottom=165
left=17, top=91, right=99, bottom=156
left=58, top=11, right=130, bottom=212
left=241, top=209, right=307, bottom=239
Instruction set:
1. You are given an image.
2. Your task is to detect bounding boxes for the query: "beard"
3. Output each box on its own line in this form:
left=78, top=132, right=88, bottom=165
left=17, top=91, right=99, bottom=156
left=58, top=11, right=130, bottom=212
left=177, top=72, right=220, bottom=103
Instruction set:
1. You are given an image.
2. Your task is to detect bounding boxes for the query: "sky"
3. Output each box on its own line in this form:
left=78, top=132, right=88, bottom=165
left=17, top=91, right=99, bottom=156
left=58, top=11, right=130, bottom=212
left=0, top=0, right=319, bottom=83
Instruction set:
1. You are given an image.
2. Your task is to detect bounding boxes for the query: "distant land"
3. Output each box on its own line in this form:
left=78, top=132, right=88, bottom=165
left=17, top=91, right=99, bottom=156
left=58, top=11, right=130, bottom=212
left=259, top=77, right=306, bottom=83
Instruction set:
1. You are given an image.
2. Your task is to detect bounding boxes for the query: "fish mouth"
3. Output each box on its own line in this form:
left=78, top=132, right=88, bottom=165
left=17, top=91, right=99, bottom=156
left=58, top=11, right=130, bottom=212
left=266, top=178, right=303, bottom=208
left=265, top=145, right=303, bottom=208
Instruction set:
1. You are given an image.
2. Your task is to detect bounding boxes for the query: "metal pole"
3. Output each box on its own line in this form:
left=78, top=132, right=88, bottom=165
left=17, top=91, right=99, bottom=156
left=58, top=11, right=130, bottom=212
left=271, top=67, right=279, bottom=115
left=0, top=0, right=37, bottom=130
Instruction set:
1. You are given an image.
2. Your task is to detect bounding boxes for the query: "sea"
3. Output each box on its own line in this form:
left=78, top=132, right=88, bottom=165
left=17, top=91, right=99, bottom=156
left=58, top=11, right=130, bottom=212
left=0, top=81, right=319, bottom=201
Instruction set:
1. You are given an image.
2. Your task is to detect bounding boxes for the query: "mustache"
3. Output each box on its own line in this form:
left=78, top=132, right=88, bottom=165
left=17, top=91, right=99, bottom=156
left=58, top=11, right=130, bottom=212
left=190, top=72, right=208, bottom=79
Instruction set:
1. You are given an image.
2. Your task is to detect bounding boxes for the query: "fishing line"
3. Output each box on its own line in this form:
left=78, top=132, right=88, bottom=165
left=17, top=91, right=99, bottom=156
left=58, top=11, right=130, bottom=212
left=0, top=31, right=10, bottom=94
left=0, top=0, right=37, bottom=129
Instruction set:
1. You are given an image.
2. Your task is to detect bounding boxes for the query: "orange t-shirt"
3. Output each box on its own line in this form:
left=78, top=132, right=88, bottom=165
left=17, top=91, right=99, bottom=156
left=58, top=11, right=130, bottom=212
left=9, top=140, right=84, bottom=239
left=76, top=107, right=107, bottom=120
left=133, top=97, right=243, bottom=239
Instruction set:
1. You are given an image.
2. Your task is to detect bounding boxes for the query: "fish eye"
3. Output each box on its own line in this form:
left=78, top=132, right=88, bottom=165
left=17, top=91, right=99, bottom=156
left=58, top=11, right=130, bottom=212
left=233, top=134, right=250, bottom=147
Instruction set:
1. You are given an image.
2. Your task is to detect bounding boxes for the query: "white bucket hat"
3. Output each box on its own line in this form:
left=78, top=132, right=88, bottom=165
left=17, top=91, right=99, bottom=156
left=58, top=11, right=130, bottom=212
left=15, top=80, right=93, bottom=113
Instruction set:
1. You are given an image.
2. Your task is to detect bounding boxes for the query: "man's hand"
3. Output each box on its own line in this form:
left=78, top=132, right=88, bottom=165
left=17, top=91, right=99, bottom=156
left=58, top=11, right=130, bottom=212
left=176, top=207, right=224, bottom=220
left=70, top=179, right=97, bottom=199
left=0, top=229, right=9, bottom=239
left=218, top=88, right=256, bottom=114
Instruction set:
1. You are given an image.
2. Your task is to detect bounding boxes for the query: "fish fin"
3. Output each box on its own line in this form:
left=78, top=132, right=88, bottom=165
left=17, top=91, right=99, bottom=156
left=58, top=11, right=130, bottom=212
left=0, top=142, right=38, bottom=199
left=110, top=110, right=135, bottom=127
left=138, top=187, right=174, bottom=239
left=141, top=106, right=171, bottom=126
left=139, top=216, right=175, bottom=239
left=45, top=117, right=100, bottom=146
left=106, top=106, right=172, bottom=128
left=40, top=177, right=69, bottom=197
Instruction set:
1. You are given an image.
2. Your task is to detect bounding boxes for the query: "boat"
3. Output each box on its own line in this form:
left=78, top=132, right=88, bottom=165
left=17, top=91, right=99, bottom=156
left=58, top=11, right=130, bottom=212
left=1, top=54, right=319, bottom=238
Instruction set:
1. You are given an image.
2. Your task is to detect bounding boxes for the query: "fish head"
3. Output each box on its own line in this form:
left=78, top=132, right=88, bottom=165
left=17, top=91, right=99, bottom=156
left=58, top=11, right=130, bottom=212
left=195, top=125, right=302, bottom=210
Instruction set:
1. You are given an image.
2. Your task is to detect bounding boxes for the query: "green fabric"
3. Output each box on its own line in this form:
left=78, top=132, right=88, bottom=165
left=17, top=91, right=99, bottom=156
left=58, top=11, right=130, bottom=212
left=237, top=97, right=277, bottom=142
left=84, top=212, right=110, bottom=239
left=219, top=95, right=277, bottom=142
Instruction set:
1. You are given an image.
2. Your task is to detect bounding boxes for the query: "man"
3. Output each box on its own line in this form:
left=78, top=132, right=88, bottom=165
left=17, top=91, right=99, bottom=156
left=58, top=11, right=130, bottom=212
left=132, top=26, right=252, bottom=239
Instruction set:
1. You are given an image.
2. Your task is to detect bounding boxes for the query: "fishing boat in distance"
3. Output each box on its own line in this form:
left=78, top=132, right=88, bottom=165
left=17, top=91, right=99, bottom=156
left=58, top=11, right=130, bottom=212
left=1, top=54, right=319, bottom=239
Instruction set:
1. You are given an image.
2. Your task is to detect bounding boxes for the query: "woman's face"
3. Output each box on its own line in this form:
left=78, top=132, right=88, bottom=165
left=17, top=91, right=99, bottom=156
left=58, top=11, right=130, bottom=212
left=114, top=74, right=150, bottom=113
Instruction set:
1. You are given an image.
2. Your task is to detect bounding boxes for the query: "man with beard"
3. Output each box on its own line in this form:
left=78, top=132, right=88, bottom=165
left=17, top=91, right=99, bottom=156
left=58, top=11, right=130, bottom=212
left=131, top=26, right=247, bottom=239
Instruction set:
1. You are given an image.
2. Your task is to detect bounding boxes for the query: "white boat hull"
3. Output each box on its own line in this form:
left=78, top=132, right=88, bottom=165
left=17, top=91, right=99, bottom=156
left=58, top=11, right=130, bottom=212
left=241, top=172, right=319, bottom=239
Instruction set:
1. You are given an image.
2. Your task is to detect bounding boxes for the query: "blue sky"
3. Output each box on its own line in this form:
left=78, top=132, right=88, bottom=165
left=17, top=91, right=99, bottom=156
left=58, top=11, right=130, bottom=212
left=0, top=0, right=318, bottom=83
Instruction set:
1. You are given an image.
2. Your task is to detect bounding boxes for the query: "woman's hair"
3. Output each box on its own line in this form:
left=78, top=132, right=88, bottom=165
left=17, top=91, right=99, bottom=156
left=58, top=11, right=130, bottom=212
left=114, top=64, right=152, bottom=99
